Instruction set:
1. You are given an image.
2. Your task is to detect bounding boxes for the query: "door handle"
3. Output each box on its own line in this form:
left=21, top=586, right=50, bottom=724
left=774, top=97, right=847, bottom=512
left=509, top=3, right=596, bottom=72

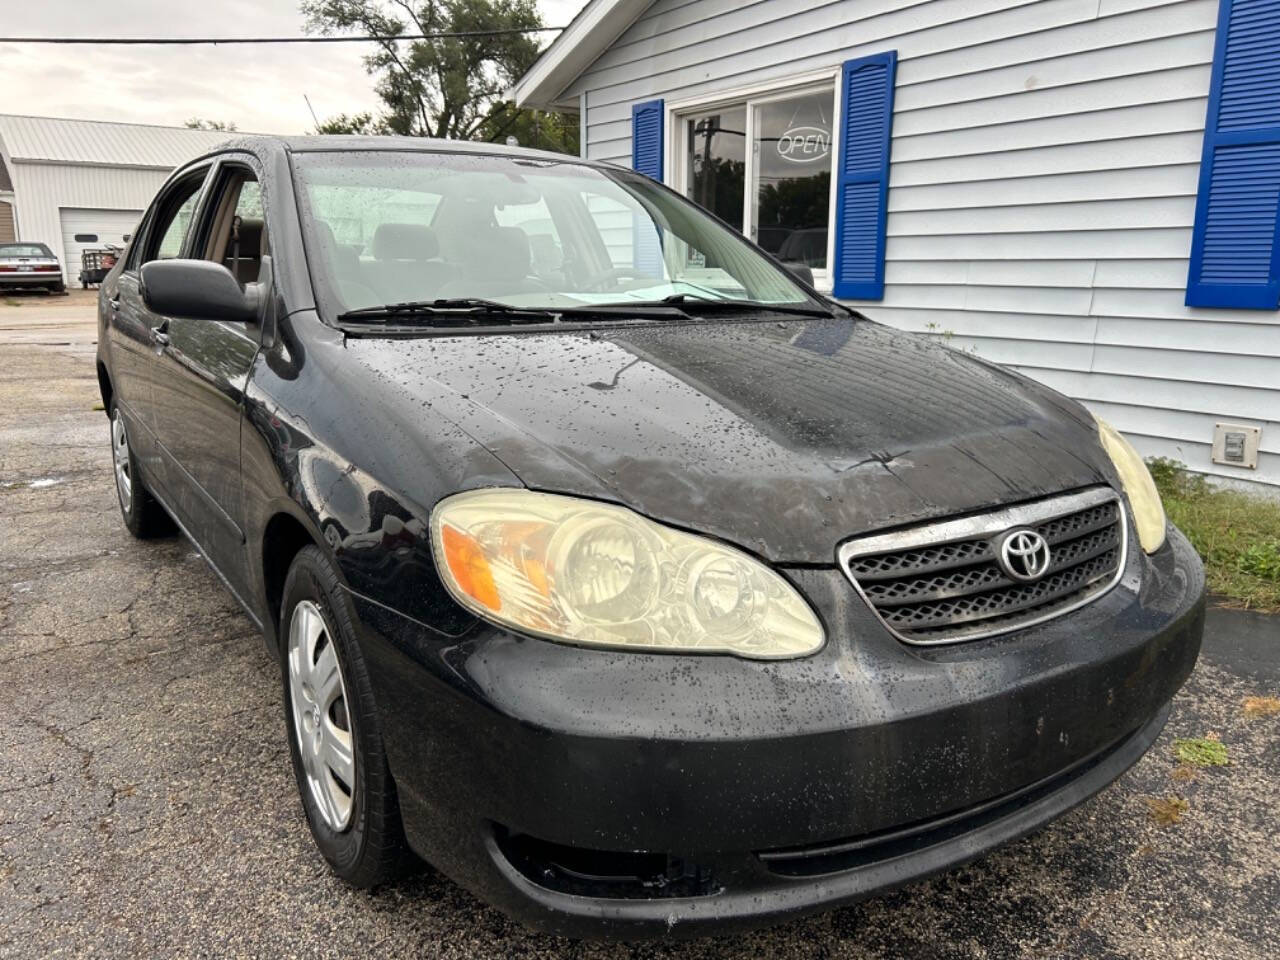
left=150, top=328, right=171, bottom=347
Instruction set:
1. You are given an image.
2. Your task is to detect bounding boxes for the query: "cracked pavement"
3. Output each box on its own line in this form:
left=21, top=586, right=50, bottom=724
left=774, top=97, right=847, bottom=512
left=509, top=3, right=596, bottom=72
left=1, top=295, right=1277, bottom=958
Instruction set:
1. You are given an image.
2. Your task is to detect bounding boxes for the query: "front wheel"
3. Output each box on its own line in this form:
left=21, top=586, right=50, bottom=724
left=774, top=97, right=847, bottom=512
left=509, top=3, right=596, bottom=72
left=280, top=546, right=415, bottom=888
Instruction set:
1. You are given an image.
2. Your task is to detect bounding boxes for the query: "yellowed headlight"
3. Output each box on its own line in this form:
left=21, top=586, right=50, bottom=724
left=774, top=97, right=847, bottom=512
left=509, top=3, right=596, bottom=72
left=1094, top=415, right=1167, bottom=554
left=430, top=489, right=825, bottom=659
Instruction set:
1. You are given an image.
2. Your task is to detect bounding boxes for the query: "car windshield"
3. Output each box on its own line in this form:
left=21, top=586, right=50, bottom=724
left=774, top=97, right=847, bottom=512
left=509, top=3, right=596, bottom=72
left=0, top=244, right=54, bottom=258
left=291, top=150, right=824, bottom=319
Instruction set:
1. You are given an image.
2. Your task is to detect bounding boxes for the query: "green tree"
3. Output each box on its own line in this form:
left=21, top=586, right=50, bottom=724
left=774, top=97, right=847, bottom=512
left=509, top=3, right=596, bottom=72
left=479, top=103, right=578, bottom=153
left=301, top=0, right=578, bottom=153
left=313, top=112, right=386, bottom=135
left=758, top=171, right=830, bottom=231
left=185, top=118, right=238, bottom=131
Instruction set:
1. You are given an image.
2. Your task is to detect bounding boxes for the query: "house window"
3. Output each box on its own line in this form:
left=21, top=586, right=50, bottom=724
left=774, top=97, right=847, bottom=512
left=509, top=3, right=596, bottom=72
left=752, top=91, right=833, bottom=272
left=677, top=85, right=836, bottom=286
left=685, top=105, right=746, bottom=232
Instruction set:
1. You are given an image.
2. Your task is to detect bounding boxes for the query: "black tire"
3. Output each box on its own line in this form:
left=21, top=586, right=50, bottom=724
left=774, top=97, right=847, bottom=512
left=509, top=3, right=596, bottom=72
left=52, top=283, right=66, bottom=295
left=280, top=545, right=415, bottom=888
left=109, top=400, right=172, bottom=539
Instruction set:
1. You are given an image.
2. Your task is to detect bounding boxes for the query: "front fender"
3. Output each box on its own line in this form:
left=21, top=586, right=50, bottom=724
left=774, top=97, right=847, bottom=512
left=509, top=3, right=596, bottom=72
left=240, top=310, right=515, bottom=652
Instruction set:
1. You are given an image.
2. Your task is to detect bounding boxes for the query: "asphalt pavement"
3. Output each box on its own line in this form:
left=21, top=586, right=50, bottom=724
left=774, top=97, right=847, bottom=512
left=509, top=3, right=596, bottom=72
left=1, top=291, right=1277, bottom=959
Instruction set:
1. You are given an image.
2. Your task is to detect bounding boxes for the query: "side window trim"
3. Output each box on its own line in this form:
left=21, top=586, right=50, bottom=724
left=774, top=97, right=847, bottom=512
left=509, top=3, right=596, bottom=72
left=122, top=207, right=155, bottom=274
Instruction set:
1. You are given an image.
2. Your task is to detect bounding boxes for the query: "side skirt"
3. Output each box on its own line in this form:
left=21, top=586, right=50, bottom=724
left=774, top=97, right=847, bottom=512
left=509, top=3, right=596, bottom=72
left=146, top=481, right=265, bottom=634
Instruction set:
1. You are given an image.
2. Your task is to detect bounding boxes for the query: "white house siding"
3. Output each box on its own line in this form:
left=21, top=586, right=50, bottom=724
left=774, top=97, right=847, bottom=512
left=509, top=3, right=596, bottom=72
left=6, top=164, right=170, bottom=284
left=565, top=0, right=1280, bottom=490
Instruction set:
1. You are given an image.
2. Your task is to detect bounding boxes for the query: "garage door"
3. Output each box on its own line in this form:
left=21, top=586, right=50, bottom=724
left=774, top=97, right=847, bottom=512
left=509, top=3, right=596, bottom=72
left=59, top=208, right=143, bottom=286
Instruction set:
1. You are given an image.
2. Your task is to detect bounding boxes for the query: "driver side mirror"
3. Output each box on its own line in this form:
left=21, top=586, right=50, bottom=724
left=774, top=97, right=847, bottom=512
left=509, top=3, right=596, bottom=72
left=140, top=259, right=259, bottom=322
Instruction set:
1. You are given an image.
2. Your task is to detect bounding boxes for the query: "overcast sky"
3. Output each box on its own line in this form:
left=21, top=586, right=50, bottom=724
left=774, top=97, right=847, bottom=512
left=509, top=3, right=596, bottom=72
left=0, top=0, right=584, bottom=134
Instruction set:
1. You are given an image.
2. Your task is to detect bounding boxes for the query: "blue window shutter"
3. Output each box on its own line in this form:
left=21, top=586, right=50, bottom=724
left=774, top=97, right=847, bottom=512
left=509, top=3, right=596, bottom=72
left=631, top=99, right=665, bottom=275
left=1186, top=0, right=1280, bottom=309
left=832, top=52, right=897, bottom=301
left=631, top=99, right=664, bottom=180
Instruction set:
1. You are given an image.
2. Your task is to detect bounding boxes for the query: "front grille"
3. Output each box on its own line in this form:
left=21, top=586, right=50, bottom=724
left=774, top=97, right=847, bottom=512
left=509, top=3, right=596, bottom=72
left=838, top=487, right=1127, bottom=645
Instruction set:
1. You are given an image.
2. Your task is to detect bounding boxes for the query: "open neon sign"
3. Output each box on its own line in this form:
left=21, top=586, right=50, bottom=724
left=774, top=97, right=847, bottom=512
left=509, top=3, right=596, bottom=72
left=776, top=126, right=831, bottom=163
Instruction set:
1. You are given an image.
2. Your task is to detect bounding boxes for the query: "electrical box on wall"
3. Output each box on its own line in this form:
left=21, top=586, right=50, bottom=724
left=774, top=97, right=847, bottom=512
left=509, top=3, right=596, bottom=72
left=1211, top=423, right=1262, bottom=469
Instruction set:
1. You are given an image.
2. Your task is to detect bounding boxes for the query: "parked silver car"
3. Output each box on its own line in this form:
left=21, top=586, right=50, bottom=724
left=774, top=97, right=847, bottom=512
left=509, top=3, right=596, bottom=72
left=0, top=243, right=65, bottom=294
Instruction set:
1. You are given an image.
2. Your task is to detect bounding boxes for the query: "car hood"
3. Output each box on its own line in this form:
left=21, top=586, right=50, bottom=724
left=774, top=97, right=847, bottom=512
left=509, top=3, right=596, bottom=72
left=345, top=317, right=1113, bottom=564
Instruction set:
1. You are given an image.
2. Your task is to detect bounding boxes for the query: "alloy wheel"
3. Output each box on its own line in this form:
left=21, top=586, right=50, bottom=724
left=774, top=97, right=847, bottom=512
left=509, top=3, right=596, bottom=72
left=287, top=599, right=356, bottom=831
left=111, top=408, right=132, bottom=509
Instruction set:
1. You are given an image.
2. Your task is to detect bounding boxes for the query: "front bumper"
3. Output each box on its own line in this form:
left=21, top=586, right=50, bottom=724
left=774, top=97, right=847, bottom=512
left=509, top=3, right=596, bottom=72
left=353, top=523, right=1204, bottom=939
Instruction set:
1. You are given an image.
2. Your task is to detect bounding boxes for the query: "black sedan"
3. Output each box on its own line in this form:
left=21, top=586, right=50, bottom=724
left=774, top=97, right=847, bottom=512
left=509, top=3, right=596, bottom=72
left=95, top=136, right=1204, bottom=939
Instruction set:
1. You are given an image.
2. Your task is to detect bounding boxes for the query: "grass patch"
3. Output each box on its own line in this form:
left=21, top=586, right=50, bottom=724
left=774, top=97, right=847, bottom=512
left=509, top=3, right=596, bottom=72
left=1145, top=795, right=1189, bottom=825
left=1147, top=457, right=1280, bottom=611
left=1172, top=736, right=1230, bottom=767
left=1243, top=696, right=1280, bottom=717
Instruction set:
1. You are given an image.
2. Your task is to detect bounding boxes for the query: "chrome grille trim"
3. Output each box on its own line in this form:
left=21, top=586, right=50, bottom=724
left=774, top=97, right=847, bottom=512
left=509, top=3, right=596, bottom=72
left=837, top=487, right=1128, bottom=646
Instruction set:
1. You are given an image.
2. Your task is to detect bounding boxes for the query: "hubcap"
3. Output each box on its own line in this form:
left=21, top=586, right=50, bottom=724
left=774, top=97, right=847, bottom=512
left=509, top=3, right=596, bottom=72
left=287, top=600, right=355, bottom=831
left=111, top=409, right=132, bottom=509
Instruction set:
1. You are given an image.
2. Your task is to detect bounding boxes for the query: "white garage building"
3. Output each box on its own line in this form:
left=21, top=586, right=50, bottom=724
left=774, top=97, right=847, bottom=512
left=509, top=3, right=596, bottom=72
left=0, top=115, right=236, bottom=286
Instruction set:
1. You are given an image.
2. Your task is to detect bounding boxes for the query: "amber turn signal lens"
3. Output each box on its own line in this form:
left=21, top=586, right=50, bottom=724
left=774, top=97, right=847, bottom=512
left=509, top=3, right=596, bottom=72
left=440, top=524, right=501, bottom=611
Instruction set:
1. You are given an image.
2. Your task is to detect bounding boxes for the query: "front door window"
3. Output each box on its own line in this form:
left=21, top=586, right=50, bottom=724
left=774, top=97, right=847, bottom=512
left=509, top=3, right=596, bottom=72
left=137, top=174, right=207, bottom=267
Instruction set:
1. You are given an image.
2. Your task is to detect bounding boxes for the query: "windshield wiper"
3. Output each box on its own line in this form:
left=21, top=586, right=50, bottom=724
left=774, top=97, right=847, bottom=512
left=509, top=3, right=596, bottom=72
left=337, top=299, right=558, bottom=324
left=658, top=294, right=834, bottom=318
left=336, top=295, right=834, bottom=330
left=435, top=298, right=690, bottom=321
left=336, top=297, right=690, bottom=328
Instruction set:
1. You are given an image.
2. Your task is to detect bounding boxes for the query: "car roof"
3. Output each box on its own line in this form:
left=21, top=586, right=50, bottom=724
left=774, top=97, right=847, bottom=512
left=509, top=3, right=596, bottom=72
left=193, top=134, right=611, bottom=170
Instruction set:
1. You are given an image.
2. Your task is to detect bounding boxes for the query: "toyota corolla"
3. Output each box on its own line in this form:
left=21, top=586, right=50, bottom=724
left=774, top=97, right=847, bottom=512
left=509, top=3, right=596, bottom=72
left=95, top=136, right=1204, bottom=939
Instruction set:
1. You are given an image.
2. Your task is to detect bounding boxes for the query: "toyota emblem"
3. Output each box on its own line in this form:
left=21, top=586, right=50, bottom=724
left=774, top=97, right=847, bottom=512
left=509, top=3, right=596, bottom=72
left=998, top=529, right=1052, bottom=581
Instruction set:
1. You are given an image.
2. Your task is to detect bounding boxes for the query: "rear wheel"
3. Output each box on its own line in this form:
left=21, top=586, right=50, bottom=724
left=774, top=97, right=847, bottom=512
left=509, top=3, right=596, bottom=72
left=280, top=546, right=415, bottom=888
left=110, top=401, right=171, bottom=538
